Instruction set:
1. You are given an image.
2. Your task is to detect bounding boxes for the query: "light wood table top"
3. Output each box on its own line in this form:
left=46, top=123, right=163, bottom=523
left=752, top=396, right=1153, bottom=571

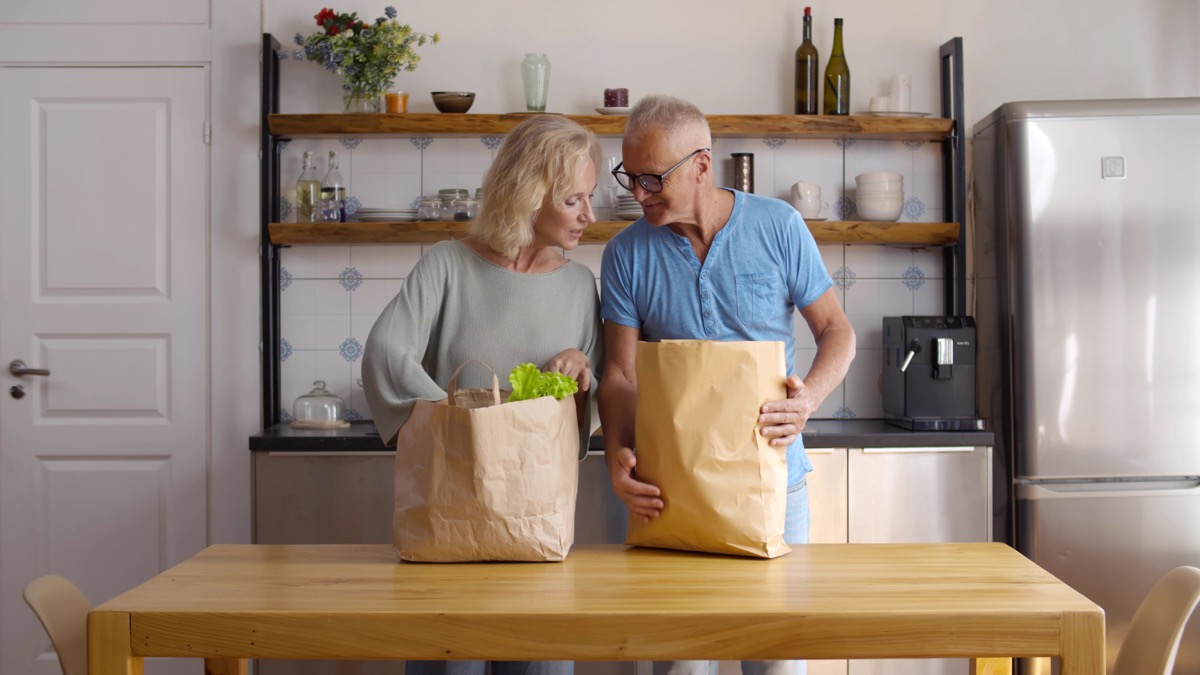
left=88, top=543, right=1104, bottom=675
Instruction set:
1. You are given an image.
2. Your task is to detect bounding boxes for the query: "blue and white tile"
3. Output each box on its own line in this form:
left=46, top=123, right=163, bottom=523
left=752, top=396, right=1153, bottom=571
left=281, top=311, right=318, bottom=351
left=773, top=140, right=844, bottom=206
left=843, top=278, right=915, bottom=350
left=349, top=245, right=388, bottom=278
left=818, top=244, right=844, bottom=279
left=913, top=277, right=946, bottom=315
left=844, top=245, right=917, bottom=280
left=314, top=350, right=355, bottom=409
left=384, top=244, right=424, bottom=278
left=351, top=138, right=390, bottom=173
left=309, top=245, right=353, bottom=278
left=349, top=171, right=390, bottom=211
left=384, top=138, right=425, bottom=174
left=280, top=350, right=320, bottom=413
left=456, top=137, right=495, bottom=174
left=386, top=172, right=425, bottom=210
left=420, top=137, right=457, bottom=174
left=843, top=348, right=884, bottom=418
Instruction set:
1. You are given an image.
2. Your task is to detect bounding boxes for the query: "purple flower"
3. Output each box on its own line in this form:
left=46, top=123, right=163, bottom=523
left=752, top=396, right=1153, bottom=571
left=385, top=5, right=397, bottom=18
left=293, top=32, right=304, bottom=46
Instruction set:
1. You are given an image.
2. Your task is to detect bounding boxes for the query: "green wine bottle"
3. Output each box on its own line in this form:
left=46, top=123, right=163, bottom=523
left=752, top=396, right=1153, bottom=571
left=794, top=6, right=819, bottom=114
left=822, top=18, right=851, bottom=115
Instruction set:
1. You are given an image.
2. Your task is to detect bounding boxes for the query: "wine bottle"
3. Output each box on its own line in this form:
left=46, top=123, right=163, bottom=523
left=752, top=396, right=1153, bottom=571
left=823, top=18, right=851, bottom=116
left=794, top=6, right=819, bottom=115
left=319, top=150, right=346, bottom=222
left=295, top=151, right=320, bottom=223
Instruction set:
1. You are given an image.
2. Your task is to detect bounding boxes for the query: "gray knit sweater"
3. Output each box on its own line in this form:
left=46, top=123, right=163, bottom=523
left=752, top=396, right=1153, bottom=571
left=362, top=240, right=602, bottom=447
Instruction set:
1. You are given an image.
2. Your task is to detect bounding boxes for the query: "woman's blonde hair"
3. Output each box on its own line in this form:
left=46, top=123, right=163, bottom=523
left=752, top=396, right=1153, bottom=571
left=471, top=115, right=603, bottom=260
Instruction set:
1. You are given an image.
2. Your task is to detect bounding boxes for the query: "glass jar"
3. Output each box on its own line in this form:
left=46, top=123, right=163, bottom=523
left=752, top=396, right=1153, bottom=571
left=451, top=197, right=478, bottom=221
left=417, top=196, right=441, bottom=221
left=291, top=380, right=346, bottom=428
left=438, top=188, right=469, bottom=221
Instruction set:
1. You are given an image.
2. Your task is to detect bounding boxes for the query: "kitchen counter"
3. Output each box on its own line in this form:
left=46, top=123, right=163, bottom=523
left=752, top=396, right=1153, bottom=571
left=248, top=419, right=993, bottom=452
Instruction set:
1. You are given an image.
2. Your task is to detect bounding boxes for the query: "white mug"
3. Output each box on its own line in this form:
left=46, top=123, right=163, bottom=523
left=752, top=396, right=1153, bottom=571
left=791, top=182, right=827, bottom=219
left=791, top=181, right=821, bottom=200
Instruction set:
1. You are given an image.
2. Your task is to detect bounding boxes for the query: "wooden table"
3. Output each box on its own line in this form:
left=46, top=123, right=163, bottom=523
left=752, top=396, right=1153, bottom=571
left=88, top=543, right=1104, bottom=675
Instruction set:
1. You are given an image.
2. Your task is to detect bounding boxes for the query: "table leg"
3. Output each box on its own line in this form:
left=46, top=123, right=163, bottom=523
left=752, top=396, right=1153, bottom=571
left=1060, top=611, right=1106, bottom=675
left=205, top=658, right=249, bottom=675
left=88, top=612, right=143, bottom=675
left=971, top=658, right=1012, bottom=675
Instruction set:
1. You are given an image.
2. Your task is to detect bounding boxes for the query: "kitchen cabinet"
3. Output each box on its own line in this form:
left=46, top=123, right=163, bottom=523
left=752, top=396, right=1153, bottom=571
left=796, top=445, right=993, bottom=675
left=257, top=35, right=965, bottom=426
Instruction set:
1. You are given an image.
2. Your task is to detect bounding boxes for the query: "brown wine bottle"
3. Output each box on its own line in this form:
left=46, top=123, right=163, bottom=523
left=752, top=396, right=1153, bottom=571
left=794, top=7, right=819, bottom=114
left=822, top=18, right=850, bottom=115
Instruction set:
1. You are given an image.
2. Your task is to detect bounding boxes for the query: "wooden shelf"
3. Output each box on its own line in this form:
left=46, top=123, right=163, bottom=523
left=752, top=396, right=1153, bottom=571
left=269, top=220, right=958, bottom=247
left=267, top=113, right=954, bottom=140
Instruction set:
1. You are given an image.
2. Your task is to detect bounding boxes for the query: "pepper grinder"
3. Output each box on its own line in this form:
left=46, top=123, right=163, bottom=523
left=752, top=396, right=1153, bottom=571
left=732, top=153, right=754, bottom=193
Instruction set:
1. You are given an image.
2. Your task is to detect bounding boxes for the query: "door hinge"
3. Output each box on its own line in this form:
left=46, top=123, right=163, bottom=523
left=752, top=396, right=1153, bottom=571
left=203, top=121, right=211, bottom=145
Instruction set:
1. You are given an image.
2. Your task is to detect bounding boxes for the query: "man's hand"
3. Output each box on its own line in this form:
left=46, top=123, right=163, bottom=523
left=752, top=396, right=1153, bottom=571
left=757, top=374, right=817, bottom=446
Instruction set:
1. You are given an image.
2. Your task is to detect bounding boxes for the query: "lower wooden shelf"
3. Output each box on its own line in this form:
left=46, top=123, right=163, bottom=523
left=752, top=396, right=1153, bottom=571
left=268, top=220, right=958, bottom=246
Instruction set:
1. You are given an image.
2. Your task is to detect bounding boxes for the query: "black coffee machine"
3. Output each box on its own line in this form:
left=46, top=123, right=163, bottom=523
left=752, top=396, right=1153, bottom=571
left=882, top=316, right=984, bottom=431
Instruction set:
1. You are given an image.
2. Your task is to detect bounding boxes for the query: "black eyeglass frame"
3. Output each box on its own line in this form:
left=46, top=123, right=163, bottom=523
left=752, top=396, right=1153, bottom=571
left=611, top=147, right=711, bottom=193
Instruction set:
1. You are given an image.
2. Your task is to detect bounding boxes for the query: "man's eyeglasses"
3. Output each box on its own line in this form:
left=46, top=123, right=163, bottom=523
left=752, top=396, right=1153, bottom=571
left=611, top=148, right=710, bottom=194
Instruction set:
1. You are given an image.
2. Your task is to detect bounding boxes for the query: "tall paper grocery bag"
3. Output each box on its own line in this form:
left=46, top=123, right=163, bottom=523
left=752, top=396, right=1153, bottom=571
left=626, top=340, right=790, bottom=558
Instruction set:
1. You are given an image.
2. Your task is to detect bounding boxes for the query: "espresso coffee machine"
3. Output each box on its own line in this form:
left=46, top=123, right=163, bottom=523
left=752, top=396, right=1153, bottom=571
left=882, top=316, right=984, bottom=431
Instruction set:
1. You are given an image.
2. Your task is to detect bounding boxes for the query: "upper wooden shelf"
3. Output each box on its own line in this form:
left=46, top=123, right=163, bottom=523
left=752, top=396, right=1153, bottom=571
left=269, top=219, right=958, bottom=247
left=267, top=113, right=954, bottom=140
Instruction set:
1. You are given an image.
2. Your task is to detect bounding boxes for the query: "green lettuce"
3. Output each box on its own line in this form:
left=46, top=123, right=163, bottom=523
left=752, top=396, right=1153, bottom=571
left=507, top=363, right=579, bottom=402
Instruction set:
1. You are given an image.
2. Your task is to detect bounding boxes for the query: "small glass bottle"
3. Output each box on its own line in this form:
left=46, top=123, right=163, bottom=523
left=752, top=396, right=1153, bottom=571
left=319, top=150, right=346, bottom=222
left=794, top=7, right=819, bottom=115
left=822, top=18, right=851, bottom=115
left=522, top=53, right=551, bottom=113
left=294, top=151, right=320, bottom=222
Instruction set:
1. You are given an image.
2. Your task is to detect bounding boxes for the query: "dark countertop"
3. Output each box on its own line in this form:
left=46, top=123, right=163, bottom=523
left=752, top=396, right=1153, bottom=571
left=249, top=419, right=993, bottom=452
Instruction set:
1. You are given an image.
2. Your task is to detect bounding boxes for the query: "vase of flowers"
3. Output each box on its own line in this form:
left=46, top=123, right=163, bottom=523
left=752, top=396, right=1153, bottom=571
left=296, top=6, right=439, bottom=112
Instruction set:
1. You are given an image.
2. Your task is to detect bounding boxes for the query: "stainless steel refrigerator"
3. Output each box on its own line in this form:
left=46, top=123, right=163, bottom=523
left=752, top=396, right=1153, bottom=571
left=973, top=98, right=1200, bottom=675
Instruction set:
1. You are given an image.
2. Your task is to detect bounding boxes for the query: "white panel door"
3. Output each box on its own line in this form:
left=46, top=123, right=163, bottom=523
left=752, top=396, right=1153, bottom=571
left=0, top=66, right=209, bottom=675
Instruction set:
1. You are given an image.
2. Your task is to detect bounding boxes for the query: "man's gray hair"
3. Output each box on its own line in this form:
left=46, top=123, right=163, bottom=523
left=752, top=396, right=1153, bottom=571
left=625, top=94, right=712, bottom=150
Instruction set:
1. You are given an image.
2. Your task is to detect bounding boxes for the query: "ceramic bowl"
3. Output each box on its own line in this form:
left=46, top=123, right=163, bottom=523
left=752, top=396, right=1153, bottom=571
left=432, top=92, right=476, bottom=114
left=857, top=196, right=904, bottom=221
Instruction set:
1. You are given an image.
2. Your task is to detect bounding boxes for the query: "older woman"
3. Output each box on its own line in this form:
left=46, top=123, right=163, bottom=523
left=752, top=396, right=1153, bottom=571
left=361, top=114, right=603, bottom=675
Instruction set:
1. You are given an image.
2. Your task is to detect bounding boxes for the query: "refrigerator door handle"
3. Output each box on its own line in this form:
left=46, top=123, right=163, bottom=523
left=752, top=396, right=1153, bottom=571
left=1017, top=479, right=1200, bottom=499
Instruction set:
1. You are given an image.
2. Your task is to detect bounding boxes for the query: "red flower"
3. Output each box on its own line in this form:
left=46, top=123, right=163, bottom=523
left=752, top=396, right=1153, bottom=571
left=315, top=8, right=336, bottom=27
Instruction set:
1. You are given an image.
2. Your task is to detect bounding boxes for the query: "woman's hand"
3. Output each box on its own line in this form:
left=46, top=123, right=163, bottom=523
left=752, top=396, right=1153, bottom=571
left=544, top=348, right=592, bottom=391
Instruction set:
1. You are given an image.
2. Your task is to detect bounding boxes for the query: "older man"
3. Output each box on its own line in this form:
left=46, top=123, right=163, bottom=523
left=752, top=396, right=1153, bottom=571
left=597, top=94, right=856, bottom=675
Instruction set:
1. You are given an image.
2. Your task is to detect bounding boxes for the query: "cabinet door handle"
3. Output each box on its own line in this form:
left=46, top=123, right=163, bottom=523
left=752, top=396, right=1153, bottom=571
left=9, top=360, right=50, bottom=377
left=861, top=446, right=975, bottom=454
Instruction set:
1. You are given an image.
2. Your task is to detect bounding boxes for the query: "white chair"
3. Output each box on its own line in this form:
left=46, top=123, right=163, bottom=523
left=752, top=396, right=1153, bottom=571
left=1113, top=565, right=1200, bottom=675
left=23, top=574, right=92, bottom=675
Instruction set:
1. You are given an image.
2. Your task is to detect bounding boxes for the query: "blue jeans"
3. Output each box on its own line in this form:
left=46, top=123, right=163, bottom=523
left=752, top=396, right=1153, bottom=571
left=406, top=662, right=573, bottom=675
left=652, top=477, right=810, bottom=675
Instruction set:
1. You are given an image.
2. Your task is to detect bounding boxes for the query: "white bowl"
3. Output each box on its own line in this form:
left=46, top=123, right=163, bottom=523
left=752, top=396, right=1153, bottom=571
left=856, top=185, right=904, bottom=196
left=857, top=196, right=904, bottom=221
left=856, top=171, right=903, bottom=184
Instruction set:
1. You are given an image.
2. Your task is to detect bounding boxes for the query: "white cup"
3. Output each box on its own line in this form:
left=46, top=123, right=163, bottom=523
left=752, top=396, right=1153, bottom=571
left=791, top=182, right=827, bottom=218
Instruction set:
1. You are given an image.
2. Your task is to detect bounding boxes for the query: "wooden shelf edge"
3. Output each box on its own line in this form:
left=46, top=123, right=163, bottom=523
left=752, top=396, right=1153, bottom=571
left=267, top=113, right=953, bottom=140
left=269, top=221, right=959, bottom=247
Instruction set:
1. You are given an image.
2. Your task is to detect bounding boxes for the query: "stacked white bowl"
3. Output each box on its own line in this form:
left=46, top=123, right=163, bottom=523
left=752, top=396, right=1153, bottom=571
left=855, top=172, right=904, bottom=221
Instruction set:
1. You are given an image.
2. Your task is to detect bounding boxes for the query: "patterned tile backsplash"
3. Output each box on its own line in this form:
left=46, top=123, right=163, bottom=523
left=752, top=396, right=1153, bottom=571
left=278, top=135, right=948, bottom=423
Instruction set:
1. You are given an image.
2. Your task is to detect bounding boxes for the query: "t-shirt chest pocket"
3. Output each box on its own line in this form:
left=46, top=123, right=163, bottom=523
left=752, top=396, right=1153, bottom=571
left=735, top=273, right=781, bottom=326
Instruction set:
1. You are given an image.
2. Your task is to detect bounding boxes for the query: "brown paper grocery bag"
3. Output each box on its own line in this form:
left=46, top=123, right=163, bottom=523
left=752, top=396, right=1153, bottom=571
left=393, top=361, right=579, bottom=562
left=626, top=340, right=790, bottom=558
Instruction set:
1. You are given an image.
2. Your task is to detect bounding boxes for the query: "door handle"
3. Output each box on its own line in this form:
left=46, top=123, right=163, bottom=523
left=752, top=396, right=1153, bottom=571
left=9, top=360, right=50, bottom=377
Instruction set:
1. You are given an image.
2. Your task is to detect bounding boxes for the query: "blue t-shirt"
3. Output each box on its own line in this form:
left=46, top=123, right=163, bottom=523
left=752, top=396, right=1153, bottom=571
left=600, top=189, right=833, bottom=484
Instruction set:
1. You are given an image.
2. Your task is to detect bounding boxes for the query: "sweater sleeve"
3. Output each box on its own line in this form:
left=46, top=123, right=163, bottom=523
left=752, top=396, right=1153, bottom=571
left=361, top=253, right=449, bottom=446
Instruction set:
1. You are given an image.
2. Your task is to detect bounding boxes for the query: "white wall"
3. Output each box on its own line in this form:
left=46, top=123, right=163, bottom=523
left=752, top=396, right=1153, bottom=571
left=265, top=0, right=1199, bottom=128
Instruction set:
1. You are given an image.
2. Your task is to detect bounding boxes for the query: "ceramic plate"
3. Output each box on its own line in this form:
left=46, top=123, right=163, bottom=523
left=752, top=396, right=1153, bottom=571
left=615, top=211, right=644, bottom=221
left=595, top=107, right=632, bottom=115
left=804, top=217, right=828, bottom=221
left=859, top=111, right=931, bottom=117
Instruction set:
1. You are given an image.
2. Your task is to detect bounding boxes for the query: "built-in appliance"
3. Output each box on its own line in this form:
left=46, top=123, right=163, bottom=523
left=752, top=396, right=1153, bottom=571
left=973, top=97, right=1200, bottom=675
left=882, top=316, right=983, bottom=431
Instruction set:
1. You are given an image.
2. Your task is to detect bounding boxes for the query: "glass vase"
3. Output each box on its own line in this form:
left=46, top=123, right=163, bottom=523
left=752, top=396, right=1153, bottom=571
left=521, top=53, right=551, bottom=113
left=343, top=93, right=381, bottom=113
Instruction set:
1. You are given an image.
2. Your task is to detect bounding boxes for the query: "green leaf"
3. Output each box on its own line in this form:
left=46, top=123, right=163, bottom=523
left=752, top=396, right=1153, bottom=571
left=507, top=363, right=579, bottom=402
